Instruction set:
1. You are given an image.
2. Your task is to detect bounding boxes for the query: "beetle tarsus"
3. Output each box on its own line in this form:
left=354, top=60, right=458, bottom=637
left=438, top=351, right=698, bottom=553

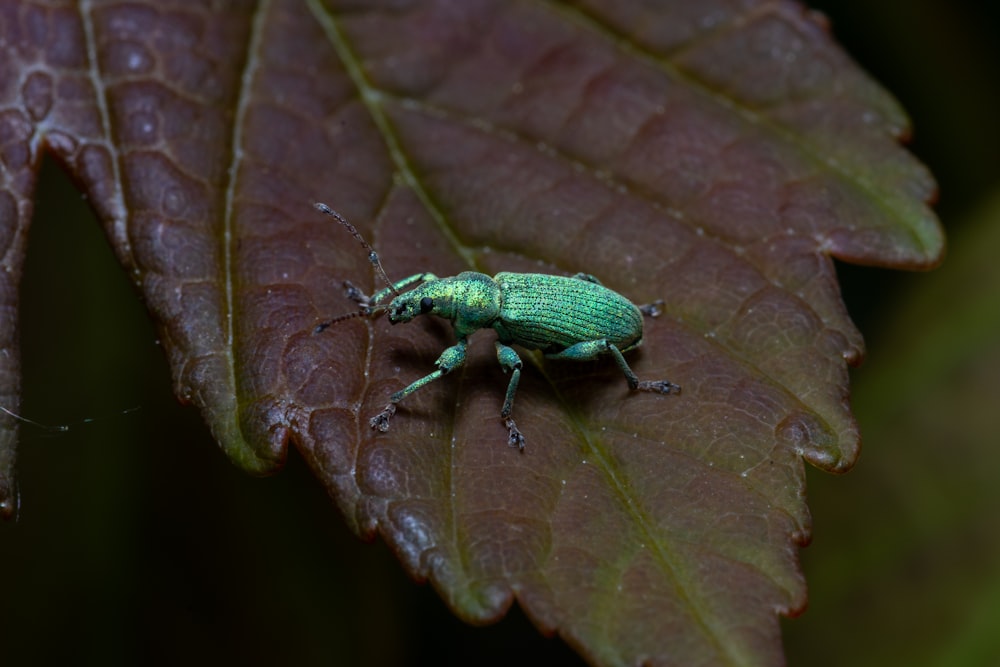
left=343, top=280, right=370, bottom=306
left=343, top=281, right=375, bottom=315
left=638, top=380, right=681, bottom=395
left=370, top=404, right=397, bottom=432
left=638, top=300, right=664, bottom=318
left=505, top=418, right=526, bottom=452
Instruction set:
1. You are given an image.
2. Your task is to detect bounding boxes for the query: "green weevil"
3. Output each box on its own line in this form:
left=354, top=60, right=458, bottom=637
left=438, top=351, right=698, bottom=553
left=314, top=202, right=680, bottom=450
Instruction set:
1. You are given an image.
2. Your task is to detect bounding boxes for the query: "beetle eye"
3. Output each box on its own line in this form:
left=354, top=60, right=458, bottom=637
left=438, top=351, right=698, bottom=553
left=419, top=297, right=434, bottom=313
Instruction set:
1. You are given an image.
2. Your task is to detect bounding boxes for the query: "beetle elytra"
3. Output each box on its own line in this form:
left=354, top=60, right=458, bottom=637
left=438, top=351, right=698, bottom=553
left=313, top=203, right=680, bottom=450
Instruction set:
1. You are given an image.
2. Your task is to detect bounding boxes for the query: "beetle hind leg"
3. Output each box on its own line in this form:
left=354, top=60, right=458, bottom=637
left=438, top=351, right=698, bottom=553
left=548, top=339, right=681, bottom=395
left=605, top=343, right=681, bottom=395
left=638, top=299, right=664, bottom=318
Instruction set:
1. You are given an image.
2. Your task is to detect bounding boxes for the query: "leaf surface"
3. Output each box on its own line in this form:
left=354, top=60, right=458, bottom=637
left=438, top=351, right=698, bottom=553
left=0, top=1, right=942, bottom=664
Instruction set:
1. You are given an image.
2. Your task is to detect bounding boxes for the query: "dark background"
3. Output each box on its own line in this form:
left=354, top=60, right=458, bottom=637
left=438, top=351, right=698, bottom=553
left=2, top=1, right=997, bottom=665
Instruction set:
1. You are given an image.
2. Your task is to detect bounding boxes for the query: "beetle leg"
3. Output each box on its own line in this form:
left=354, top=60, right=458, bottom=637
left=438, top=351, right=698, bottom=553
left=369, top=338, right=467, bottom=432
left=342, top=280, right=374, bottom=314
left=636, top=379, right=680, bottom=393
left=546, top=340, right=681, bottom=395
left=638, top=299, right=664, bottom=318
left=504, top=418, right=525, bottom=451
left=343, top=280, right=368, bottom=303
left=544, top=339, right=606, bottom=362
left=570, top=272, right=603, bottom=285
left=495, top=341, right=526, bottom=451
left=322, top=274, right=442, bottom=329
left=369, top=272, right=439, bottom=305
left=604, top=343, right=681, bottom=394
left=369, top=403, right=396, bottom=432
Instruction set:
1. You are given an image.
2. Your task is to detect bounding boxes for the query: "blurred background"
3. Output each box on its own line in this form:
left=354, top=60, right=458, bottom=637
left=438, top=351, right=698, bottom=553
left=789, top=2, right=1000, bottom=665
left=1, top=1, right=998, bottom=665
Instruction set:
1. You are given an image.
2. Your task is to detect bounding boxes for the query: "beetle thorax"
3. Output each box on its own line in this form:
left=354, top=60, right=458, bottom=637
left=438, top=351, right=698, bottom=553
left=450, top=272, right=502, bottom=334
left=390, top=271, right=500, bottom=336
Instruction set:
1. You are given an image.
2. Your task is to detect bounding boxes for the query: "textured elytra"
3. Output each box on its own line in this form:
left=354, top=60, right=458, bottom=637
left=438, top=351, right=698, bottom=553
left=0, top=1, right=940, bottom=666
left=493, top=272, right=643, bottom=351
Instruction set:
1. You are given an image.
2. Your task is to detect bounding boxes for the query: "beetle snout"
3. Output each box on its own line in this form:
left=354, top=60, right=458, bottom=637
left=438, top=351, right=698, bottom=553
left=388, top=304, right=409, bottom=323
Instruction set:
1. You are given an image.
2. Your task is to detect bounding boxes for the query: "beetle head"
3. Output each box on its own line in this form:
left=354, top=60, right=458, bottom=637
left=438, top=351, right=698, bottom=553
left=386, top=276, right=463, bottom=324
left=387, top=291, right=438, bottom=324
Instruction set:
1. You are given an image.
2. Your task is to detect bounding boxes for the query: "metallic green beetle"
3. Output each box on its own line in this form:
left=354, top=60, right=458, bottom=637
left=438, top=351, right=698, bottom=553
left=314, top=203, right=680, bottom=450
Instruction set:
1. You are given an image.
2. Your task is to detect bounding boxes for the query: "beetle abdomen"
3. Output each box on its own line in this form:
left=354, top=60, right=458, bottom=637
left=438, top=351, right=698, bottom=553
left=492, top=272, right=642, bottom=352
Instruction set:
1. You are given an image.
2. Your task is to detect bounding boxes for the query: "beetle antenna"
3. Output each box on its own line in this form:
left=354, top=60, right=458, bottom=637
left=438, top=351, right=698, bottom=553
left=313, top=305, right=387, bottom=333
left=314, top=202, right=400, bottom=297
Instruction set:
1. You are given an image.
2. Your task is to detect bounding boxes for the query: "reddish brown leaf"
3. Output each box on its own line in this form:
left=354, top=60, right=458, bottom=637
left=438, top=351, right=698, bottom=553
left=0, top=1, right=942, bottom=665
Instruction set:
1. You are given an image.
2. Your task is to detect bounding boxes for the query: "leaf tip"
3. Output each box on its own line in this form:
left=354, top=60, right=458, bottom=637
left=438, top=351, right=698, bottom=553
left=776, top=410, right=859, bottom=473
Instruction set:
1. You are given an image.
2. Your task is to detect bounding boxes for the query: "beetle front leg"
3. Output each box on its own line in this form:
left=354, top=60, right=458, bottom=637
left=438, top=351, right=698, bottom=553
left=343, top=280, right=373, bottom=312
left=340, top=275, right=440, bottom=311
left=495, top=341, right=525, bottom=451
left=370, top=338, right=467, bottom=432
left=369, top=273, right=439, bottom=305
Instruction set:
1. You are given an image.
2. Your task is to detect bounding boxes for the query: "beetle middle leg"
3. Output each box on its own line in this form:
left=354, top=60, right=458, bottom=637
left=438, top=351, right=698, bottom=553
left=370, top=338, right=468, bottom=432
left=545, top=339, right=681, bottom=395
left=495, top=341, right=525, bottom=451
